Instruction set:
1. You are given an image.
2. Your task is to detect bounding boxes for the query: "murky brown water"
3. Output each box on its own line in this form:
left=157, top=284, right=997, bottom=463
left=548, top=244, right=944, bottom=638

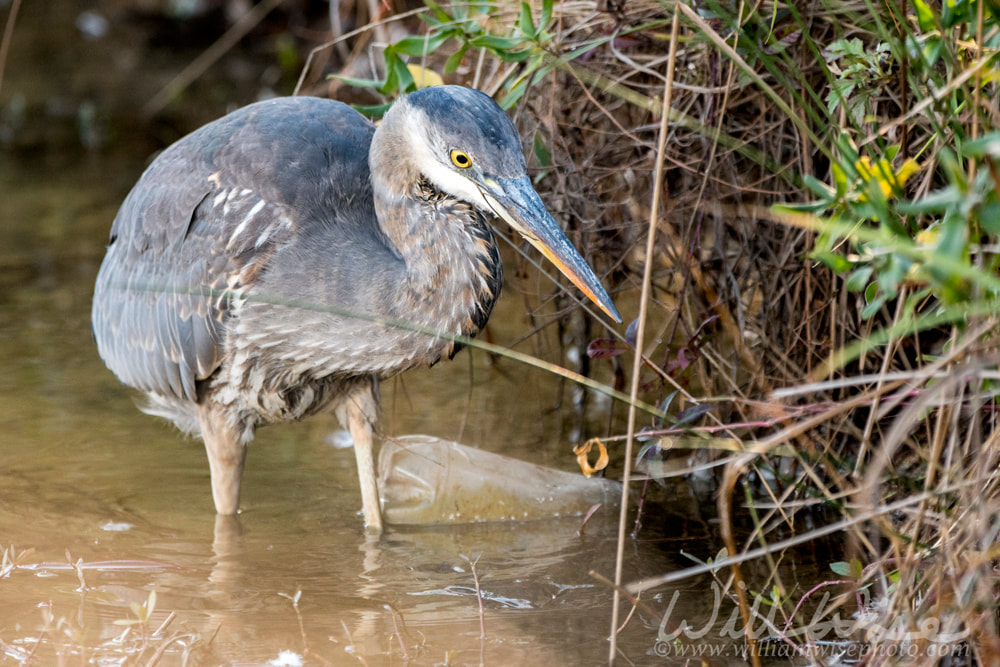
left=0, top=143, right=739, bottom=665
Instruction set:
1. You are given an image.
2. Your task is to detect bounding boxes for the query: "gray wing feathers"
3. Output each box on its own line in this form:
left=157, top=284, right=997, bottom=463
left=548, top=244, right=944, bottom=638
left=92, top=96, right=375, bottom=402
left=93, top=172, right=228, bottom=402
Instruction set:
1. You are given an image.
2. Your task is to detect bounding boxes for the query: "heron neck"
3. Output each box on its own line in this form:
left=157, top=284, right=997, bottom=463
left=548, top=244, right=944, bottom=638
left=372, top=183, right=502, bottom=345
left=368, top=115, right=502, bottom=346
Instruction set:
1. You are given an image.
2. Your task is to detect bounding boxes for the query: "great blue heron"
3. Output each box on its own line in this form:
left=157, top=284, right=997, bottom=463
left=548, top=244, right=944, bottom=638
left=92, top=85, right=620, bottom=532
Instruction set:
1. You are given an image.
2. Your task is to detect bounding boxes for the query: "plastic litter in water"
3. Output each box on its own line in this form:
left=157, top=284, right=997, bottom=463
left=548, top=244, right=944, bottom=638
left=379, top=435, right=621, bottom=525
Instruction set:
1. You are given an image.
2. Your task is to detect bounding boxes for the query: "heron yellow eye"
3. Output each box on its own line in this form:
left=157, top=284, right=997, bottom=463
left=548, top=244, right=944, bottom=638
left=450, top=150, right=472, bottom=168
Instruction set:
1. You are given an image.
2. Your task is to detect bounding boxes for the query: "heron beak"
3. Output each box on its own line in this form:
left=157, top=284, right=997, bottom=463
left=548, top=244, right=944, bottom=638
left=479, top=176, right=622, bottom=323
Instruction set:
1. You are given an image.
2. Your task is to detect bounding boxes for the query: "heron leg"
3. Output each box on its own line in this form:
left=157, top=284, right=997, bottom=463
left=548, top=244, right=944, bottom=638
left=199, top=407, right=247, bottom=515
left=337, top=379, right=382, bottom=533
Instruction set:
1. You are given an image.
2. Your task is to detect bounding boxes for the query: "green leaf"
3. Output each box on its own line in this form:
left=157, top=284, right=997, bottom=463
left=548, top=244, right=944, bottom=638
left=635, top=443, right=668, bottom=483
left=531, top=61, right=556, bottom=84
left=418, top=11, right=443, bottom=28
left=380, top=49, right=415, bottom=94
left=656, top=391, right=678, bottom=421
left=848, top=199, right=887, bottom=225
left=964, top=132, right=1000, bottom=159
left=865, top=279, right=879, bottom=304
left=831, top=162, right=848, bottom=197
left=327, top=73, right=383, bottom=89
left=532, top=132, right=552, bottom=167
left=423, top=0, right=453, bottom=23
left=912, top=0, right=936, bottom=31
left=396, top=63, right=416, bottom=93
left=540, top=0, right=553, bottom=30
left=826, top=37, right=865, bottom=59
left=444, top=44, right=469, bottom=74
left=812, top=250, right=852, bottom=273
left=470, top=34, right=523, bottom=51
left=673, top=403, right=717, bottom=428
left=861, top=293, right=886, bottom=320
left=931, top=211, right=969, bottom=298
left=939, top=149, right=967, bottom=191
left=978, top=201, right=1000, bottom=235
left=845, top=266, right=873, bottom=292
left=351, top=103, right=392, bottom=118
left=898, top=186, right=965, bottom=214
left=941, top=0, right=970, bottom=28
left=830, top=561, right=852, bottom=576
left=826, top=80, right=857, bottom=117
left=493, top=47, right=533, bottom=63
left=880, top=255, right=906, bottom=296
left=392, top=32, right=452, bottom=57
left=922, top=36, right=943, bottom=67
left=780, top=199, right=834, bottom=214
left=635, top=441, right=659, bottom=464
left=506, top=51, right=544, bottom=95
left=803, top=174, right=835, bottom=199
left=519, top=1, right=537, bottom=38
left=499, top=77, right=530, bottom=108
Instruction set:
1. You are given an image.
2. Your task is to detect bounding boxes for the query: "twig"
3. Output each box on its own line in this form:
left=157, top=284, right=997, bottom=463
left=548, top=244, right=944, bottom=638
left=22, top=601, right=53, bottom=664
left=152, top=611, right=176, bottom=637
left=142, top=630, right=189, bottom=666
left=384, top=604, right=410, bottom=660
left=67, top=550, right=89, bottom=592
left=339, top=620, right=368, bottom=666
left=0, top=0, right=21, bottom=99
left=626, top=485, right=969, bottom=594
left=608, top=8, right=680, bottom=665
left=781, top=580, right=849, bottom=637
left=577, top=503, right=602, bottom=536
left=718, top=469, right=761, bottom=666
left=293, top=7, right=431, bottom=96
left=278, top=590, right=317, bottom=660
left=616, top=593, right=639, bottom=634
left=142, top=0, right=286, bottom=117
left=462, top=554, right=487, bottom=642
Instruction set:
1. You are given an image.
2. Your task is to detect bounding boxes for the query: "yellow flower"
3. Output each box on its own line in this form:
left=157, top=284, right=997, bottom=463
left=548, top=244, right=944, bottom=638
left=855, top=156, right=921, bottom=200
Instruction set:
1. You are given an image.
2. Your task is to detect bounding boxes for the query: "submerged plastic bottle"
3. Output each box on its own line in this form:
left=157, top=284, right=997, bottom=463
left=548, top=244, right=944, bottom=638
left=378, top=435, right=621, bottom=525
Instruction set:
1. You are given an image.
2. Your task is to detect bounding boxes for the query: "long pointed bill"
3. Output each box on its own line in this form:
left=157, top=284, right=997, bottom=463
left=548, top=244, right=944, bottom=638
left=480, top=177, right=622, bottom=323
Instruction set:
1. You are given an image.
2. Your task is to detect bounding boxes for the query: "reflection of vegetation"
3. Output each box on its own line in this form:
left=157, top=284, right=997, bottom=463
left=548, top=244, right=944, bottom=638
left=0, top=545, right=492, bottom=663
left=0, top=546, right=206, bottom=664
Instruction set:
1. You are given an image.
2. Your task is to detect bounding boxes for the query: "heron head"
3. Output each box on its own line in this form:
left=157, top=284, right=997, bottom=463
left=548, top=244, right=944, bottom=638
left=377, top=85, right=621, bottom=323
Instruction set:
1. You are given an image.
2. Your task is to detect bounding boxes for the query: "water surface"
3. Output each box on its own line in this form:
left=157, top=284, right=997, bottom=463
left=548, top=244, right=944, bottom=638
left=0, top=138, right=742, bottom=665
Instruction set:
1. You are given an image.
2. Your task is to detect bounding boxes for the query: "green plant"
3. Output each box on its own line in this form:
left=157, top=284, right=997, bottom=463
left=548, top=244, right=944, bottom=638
left=334, top=0, right=559, bottom=110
